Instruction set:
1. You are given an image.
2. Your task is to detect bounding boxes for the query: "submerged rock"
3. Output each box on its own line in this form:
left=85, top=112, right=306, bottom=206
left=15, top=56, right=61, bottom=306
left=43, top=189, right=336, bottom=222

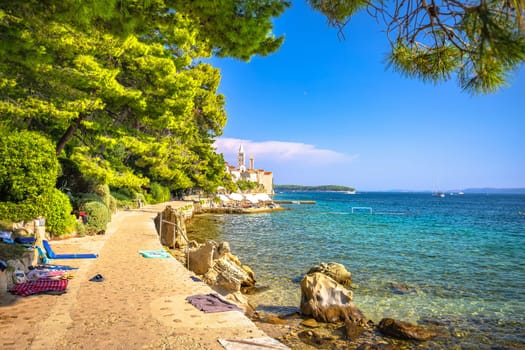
left=297, top=330, right=336, bottom=348
left=378, top=318, right=438, bottom=341
left=388, top=282, right=416, bottom=295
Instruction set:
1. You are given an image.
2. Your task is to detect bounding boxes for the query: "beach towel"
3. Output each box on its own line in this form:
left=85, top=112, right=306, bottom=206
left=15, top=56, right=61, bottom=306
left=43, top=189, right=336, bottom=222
left=14, top=237, right=36, bottom=245
left=31, top=264, right=78, bottom=271
left=186, top=293, right=242, bottom=313
left=10, top=279, right=68, bottom=297
left=218, top=337, right=290, bottom=350
left=138, top=250, right=171, bottom=258
left=26, top=269, right=72, bottom=281
left=43, top=240, right=98, bottom=259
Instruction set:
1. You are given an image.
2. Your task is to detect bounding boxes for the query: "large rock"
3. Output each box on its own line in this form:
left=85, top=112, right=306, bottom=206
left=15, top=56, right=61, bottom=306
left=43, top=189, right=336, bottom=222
left=188, top=241, right=216, bottom=275
left=154, top=206, right=188, bottom=249
left=213, top=241, right=231, bottom=260
left=307, top=262, right=352, bottom=286
left=203, top=257, right=255, bottom=293
left=378, top=318, right=438, bottom=341
left=300, top=272, right=364, bottom=323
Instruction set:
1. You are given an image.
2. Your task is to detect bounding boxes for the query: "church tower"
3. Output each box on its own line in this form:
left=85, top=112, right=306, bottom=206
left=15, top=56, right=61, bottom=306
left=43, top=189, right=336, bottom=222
left=238, top=144, right=246, bottom=172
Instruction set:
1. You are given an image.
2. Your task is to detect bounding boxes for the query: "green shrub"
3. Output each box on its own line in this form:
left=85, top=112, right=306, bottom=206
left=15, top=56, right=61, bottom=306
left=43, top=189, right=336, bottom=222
left=0, top=130, right=59, bottom=202
left=0, top=189, right=76, bottom=236
left=115, top=187, right=137, bottom=199
left=108, top=195, right=118, bottom=214
left=93, top=184, right=111, bottom=206
left=41, top=189, right=77, bottom=236
left=110, top=190, right=135, bottom=209
left=79, top=201, right=110, bottom=234
left=148, top=182, right=170, bottom=204
left=0, top=199, right=39, bottom=223
left=72, top=193, right=105, bottom=209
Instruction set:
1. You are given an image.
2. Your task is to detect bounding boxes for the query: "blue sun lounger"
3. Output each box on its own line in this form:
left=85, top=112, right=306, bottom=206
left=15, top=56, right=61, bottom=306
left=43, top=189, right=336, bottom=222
left=43, top=240, right=98, bottom=259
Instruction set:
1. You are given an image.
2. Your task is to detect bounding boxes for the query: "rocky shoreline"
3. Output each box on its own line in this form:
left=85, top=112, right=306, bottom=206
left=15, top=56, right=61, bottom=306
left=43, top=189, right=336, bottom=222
left=162, top=206, right=449, bottom=349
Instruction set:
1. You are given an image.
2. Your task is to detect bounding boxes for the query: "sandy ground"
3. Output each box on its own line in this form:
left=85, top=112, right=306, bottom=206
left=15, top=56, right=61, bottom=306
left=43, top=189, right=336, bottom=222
left=0, top=202, right=276, bottom=350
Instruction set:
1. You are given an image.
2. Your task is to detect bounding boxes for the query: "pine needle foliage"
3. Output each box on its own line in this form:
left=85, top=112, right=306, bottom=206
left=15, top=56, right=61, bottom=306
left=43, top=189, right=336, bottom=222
left=309, top=0, right=525, bottom=94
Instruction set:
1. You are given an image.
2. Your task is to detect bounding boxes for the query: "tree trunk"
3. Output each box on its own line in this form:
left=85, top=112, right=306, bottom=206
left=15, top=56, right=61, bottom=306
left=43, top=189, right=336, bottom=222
left=56, top=114, right=84, bottom=155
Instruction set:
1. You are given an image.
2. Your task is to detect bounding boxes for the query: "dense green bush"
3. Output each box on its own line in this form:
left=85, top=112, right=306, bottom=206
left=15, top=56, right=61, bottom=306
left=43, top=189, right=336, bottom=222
left=148, top=182, right=171, bottom=204
left=72, top=193, right=105, bottom=208
left=0, top=131, right=59, bottom=202
left=93, top=184, right=111, bottom=206
left=110, top=188, right=145, bottom=208
left=110, top=190, right=136, bottom=208
left=108, top=195, right=118, bottom=214
left=0, top=189, right=77, bottom=236
left=40, top=189, right=77, bottom=236
left=79, top=201, right=111, bottom=235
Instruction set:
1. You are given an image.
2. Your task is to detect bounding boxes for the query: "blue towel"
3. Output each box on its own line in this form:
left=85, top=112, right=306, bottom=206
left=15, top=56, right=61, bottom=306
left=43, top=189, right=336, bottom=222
left=15, top=237, right=36, bottom=245
left=138, top=250, right=171, bottom=258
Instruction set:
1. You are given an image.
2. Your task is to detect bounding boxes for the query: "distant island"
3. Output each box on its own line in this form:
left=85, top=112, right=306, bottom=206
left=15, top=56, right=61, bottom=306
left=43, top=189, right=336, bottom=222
left=274, top=184, right=356, bottom=192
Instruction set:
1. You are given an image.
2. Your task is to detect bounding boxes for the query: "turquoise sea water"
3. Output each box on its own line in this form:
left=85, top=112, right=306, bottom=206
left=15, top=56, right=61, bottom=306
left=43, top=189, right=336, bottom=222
left=187, top=192, right=525, bottom=349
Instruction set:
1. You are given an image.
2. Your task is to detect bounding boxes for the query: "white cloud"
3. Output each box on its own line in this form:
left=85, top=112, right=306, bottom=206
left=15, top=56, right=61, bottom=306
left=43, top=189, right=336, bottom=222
left=214, top=137, right=356, bottom=165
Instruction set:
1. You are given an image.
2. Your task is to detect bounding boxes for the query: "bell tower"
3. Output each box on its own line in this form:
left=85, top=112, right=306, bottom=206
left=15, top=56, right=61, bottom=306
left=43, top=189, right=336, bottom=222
left=238, top=144, right=246, bottom=172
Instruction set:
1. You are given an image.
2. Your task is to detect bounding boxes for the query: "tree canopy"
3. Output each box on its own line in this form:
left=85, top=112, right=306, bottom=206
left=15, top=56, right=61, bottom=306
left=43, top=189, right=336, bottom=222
left=0, top=0, right=289, bottom=198
left=308, top=0, right=525, bottom=93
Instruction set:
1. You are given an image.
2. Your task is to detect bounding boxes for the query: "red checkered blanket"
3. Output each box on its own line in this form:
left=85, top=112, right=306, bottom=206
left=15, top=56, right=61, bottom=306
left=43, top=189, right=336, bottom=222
left=10, top=279, right=68, bottom=297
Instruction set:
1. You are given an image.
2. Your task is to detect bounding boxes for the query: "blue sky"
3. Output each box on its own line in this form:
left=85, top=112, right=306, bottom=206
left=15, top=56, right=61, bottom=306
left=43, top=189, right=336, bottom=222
left=212, top=1, right=524, bottom=192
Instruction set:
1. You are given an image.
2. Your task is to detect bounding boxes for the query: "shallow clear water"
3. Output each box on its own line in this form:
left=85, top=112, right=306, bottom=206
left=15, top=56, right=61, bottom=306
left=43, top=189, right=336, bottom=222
left=187, top=192, right=525, bottom=348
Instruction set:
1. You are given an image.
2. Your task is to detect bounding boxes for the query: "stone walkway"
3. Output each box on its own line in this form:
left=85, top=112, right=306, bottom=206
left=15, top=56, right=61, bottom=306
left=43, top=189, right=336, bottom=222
left=0, top=202, right=276, bottom=349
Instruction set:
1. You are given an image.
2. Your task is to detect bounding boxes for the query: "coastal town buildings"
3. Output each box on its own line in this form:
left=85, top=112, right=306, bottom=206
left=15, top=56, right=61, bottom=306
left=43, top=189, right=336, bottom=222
left=226, top=145, right=273, bottom=194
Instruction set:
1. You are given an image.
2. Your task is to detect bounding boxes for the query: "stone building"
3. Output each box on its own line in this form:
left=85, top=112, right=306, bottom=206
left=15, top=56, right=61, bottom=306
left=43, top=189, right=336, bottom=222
left=226, top=145, right=273, bottom=194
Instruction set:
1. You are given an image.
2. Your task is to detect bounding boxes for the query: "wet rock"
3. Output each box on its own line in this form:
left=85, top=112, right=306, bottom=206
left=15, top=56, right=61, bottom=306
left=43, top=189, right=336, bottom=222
left=300, top=272, right=365, bottom=323
left=345, top=318, right=366, bottom=339
left=308, top=262, right=352, bottom=286
left=388, top=282, right=416, bottom=295
left=240, top=284, right=269, bottom=295
left=378, top=318, right=438, bottom=341
left=262, top=315, right=288, bottom=325
left=297, top=330, right=333, bottom=348
left=301, top=318, right=321, bottom=328
left=241, top=264, right=255, bottom=280
left=356, top=343, right=397, bottom=350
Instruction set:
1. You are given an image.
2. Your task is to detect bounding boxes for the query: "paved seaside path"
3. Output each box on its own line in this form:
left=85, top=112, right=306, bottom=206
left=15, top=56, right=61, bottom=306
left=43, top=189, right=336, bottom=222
left=0, top=202, right=275, bottom=349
